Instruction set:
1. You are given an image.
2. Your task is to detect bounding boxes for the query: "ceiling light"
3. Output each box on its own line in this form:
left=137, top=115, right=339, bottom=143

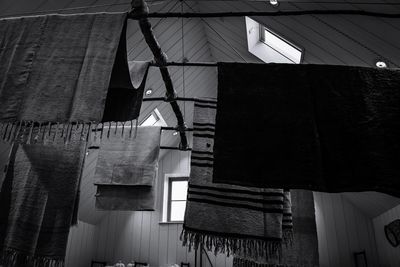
left=269, top=0, right=279, bottom=6
left=376, top=61, right=387, bottom=68
left=145, top=89, right=153, bottom=96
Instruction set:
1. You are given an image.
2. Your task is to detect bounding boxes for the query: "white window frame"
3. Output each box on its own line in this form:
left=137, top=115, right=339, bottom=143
left=161, top=173, right=189, bottom=224
left=140, top=108, right=167, bottom=127
left=245, top=16, right=303, bottom=64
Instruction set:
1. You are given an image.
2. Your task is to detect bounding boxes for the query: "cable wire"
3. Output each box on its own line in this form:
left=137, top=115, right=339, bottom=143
left=290, top=2, right=399, bottom=67
left=181, top=0, right=187, bottom=120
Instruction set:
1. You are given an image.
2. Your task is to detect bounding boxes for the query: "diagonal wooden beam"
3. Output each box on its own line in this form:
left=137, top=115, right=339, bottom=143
left=132, top=0, right=188, bottom=150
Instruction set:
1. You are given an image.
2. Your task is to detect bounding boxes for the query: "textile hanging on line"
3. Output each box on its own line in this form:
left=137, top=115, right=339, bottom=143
left=213, top=63, right=400, bottom=197
left=233, top=190, right=319, bottom=267
left=0, top=140, right=12, bottom=188
left=93, top=125, right=161, bottom=211
left=0, top=124, right=89, bottom=267
left=182, top=99, right=293, bottom=261
left=0, top=12, right=149, bottom=129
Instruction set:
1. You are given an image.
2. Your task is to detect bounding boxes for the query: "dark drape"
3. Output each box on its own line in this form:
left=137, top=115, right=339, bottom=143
left=213, top=63, right=400, bottom=197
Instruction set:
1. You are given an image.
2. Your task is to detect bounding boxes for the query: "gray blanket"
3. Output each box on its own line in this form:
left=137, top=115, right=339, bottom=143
left=233, top=190, right=319, bottom=267
left=182, top=99, right=292, bottom=261
left=0, top=140, right=12, bottom=188
left=94, top=125, right=161, bottom=211
left=0, top=12, right=143, bottom=124
left=0, top=124, right=88, bottom=267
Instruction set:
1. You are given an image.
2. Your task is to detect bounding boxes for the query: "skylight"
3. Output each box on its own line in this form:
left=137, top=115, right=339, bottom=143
left=245, top=17, right=303, bottom=64
left=140, top=113, right=158, bottom=126
left=140, top=108, right=167, bottom=127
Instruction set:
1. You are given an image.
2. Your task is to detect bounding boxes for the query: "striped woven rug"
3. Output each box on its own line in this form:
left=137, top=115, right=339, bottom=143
left=182, top=99, right=293, bottom=261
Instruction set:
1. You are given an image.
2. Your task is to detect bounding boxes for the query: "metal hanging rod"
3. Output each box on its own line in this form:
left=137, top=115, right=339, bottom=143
left=160, top=146, right=192, bottom=151
left=91, top=126, right=193, bottom=132
left=150, top=61, right=218, bottom=67
left=128, top=10, right=400, bottom=19
left=132, top=0, right=189, bottom=150
left=162, top=126, right=193, bottom=132
left=143, top=97, right=198, bottom=102
left=90, top=145, right=193, bottom=151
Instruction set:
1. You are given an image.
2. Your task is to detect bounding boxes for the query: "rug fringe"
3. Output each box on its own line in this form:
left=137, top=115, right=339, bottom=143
left=181, top=227, right=283, bottom=260
left=0, top=121, right=144, bottom=145
left=283, top=229, right=294, bottom=247
left=1, top=249, right=64, bottom=267
left=233, top=257, right=306, bottom=267
left=0, top=121, right=92, bottom=145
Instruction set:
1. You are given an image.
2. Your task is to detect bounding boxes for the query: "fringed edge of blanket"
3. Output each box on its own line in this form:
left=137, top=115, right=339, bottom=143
left=0, top=121, right=92, bottom=145
left=233, top=257, right=304, bottom=267
left=1, top=249, right=64, bottom=267
left=181, top=227, right=283, bottom=260
left=283, top=229, right=294, bottom=247
left=0, top=121, right=141, bottom=145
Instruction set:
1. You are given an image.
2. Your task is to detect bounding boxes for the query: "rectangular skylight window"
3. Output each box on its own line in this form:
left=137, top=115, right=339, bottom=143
left=245, top=17, right=303, bottom=64
left=260, top=27, right=302, bottom=64
left=140, top=108, right=167, bottom=127
left=140, top=113, right=158, bottom=126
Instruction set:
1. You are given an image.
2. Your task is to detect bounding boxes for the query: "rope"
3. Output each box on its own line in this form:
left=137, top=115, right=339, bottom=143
left=181, top=0, right=187, bottom=119
left=291, top=2, right=399, bottom=67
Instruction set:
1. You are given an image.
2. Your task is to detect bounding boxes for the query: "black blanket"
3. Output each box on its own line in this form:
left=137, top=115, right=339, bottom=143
left=213, top=63, right=400, bottom=197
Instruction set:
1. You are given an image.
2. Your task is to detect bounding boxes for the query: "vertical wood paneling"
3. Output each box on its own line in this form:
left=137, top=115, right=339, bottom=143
left=65, top=221, right=96, bottom=267
left=373, top=204, right=400, bottom=267
left=314, top=192, right=379, bottom=267
left=92, top=150, right=233, bottom=267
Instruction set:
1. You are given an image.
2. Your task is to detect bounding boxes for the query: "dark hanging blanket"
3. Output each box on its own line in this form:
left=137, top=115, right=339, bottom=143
left=94, top=125, right=161, bottom=211
left=102, top=60, right=150, bottom=122
left=0, top=140, right=12, bottom=188
left=233, top=190, right=319, bottom=267
left=0, top=124, right=88, bottom=267
left=0, top=12, right=148, bottom=125
left=213, top=63, right=400, bottom=197
left=182, top=99, right=293, bottom=261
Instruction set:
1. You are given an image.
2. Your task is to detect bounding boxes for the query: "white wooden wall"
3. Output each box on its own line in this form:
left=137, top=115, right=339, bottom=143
left=92, top=150, right=233, bottom=267
left=373, top=204, right=400, bottom=267
left=76, top=150, right=384, bottom=267
left=314, top=192, right=379, bottom=267
left=65, top=220, right=97, bottom=267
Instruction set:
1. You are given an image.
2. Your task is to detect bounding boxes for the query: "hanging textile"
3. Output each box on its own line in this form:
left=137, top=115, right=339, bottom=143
left=0, top=140, right=12, bottom=188
left=0, top=12, right=148, bottom=128
left=102, top=60, right=150, bottom=122
left=233, top=190, right=319, bottom=267
left=182, top=99, right=293, bottom=260
left=213, top=63, right=400, bottom=197
left=0, top=124, right=88, bottom=267
left=94, top=125, right=161, bottom=211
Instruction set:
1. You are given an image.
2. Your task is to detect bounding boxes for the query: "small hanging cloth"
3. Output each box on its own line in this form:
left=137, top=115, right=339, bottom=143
left=233, top=190, right=319, bottom=267
left=0, top=12, right=149, bottom=127
left=213, top=63, right=400, bottom=197
left=181, top=99, right=293, bottom=261
left=93, top=125, right=161, bottom=211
